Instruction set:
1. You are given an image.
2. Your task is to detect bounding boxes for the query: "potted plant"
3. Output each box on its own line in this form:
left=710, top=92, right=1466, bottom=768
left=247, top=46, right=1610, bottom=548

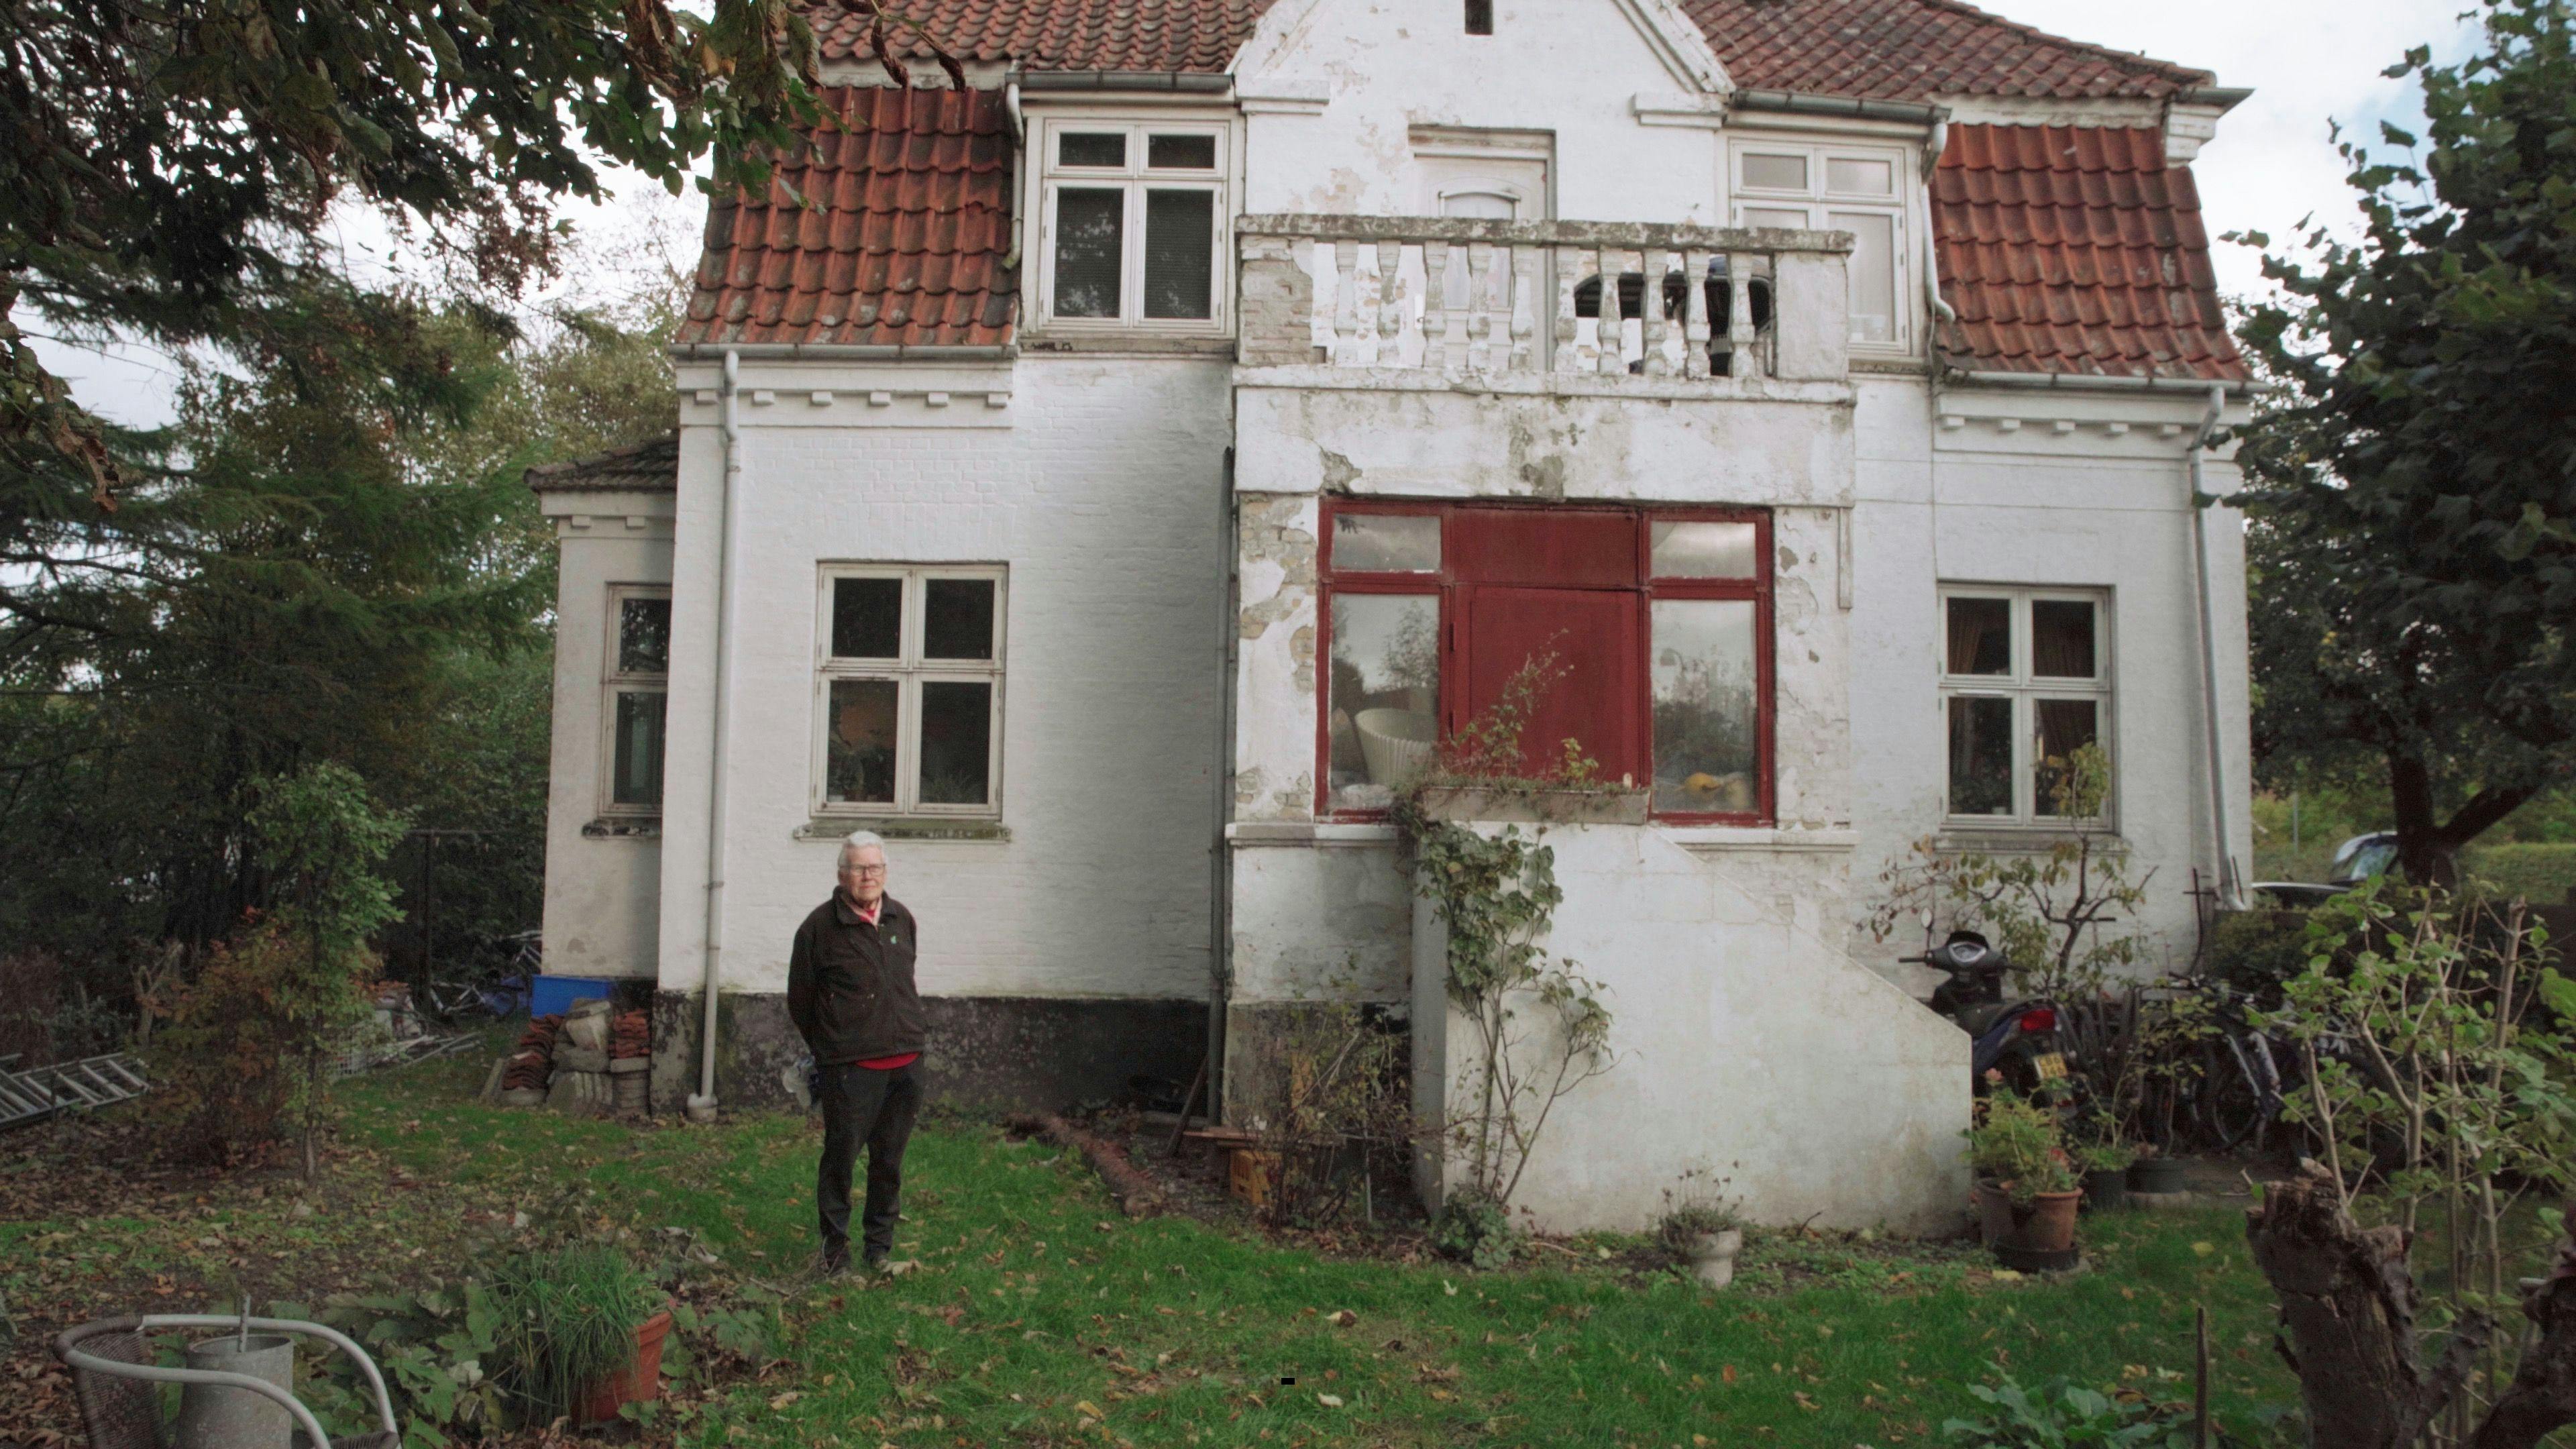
left=2126, top=1141, right=2190, bottom=1195
left=1656, top=1203, right=1744, bottom=1290
left=490, top=1243, right=672, bottom=1428
left=1965, top=1088, right=2082, bottom=1254
left=2073, top=1141, right=2134, bottom=1213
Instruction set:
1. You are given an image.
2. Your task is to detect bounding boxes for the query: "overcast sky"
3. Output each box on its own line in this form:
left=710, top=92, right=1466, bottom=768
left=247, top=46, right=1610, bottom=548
left=25, top=0, right=2487, bottom=429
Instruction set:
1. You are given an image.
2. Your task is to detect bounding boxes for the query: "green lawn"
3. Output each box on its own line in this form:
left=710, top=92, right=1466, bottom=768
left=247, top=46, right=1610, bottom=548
left=7, top=1044, right=2301, bottom=1448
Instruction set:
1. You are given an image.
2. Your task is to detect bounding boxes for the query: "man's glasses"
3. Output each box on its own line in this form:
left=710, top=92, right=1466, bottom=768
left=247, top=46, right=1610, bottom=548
left=843, top=863, right=888, bottom=877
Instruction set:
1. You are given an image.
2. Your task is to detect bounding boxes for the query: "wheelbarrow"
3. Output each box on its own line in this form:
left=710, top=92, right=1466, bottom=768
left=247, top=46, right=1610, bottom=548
left=53, top=1314, right=400, bottom=1449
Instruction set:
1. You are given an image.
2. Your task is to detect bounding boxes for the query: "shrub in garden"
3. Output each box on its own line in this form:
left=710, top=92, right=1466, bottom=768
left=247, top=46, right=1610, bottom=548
left=144, top=920, right=304, bottom=1165
left=1941, top=1368, right=2208, bottom=1446
left=1966, top=1087, right=2076, bottom=1203
left=2206, top=909, right=2316, bottom=1004
left=1430, top=1192, right=1523, bottom=1271
left=488, top=1243, right=663, bottom=1424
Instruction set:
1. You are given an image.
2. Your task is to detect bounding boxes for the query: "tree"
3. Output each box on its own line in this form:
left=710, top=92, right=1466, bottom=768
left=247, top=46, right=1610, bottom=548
left=2235, top=0, right=2576, bottom=885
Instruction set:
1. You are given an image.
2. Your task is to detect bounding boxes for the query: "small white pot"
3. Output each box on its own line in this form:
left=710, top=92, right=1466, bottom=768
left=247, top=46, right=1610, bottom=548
left=1688, top=1228, right=1743, bottom=1290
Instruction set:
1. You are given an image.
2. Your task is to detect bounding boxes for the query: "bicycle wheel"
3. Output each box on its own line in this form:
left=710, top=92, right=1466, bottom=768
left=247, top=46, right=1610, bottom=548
left=2195, top=1039, right=2265, bottom=1154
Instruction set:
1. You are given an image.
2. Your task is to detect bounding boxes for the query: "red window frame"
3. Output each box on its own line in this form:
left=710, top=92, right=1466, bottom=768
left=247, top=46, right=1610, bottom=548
left=1316, top=498, right=1774, bottom=825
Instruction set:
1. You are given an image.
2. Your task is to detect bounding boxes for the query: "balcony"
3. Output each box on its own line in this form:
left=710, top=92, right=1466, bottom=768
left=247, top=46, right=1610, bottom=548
left=1236, top=215, right=1855, bottom=388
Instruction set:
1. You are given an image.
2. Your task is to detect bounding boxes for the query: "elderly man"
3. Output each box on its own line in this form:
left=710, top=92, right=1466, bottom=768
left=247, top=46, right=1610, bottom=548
left=786, top=830, right=927, bottom=1275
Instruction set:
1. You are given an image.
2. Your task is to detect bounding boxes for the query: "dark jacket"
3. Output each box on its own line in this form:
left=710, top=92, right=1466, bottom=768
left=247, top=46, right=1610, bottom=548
left=786, top=892, right=927, bottom=1065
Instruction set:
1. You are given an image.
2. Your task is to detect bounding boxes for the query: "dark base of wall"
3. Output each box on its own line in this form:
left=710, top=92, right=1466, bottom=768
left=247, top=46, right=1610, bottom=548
left=647, top=992, right=1209, bottom=1116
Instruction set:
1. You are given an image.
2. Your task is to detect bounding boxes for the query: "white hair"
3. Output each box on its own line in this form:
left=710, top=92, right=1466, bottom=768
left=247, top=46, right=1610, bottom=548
left=838, top=830, right=888, bottom=867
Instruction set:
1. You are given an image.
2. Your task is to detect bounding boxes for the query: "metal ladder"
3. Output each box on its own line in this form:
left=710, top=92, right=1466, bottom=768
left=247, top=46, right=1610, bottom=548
left=0, top=1053, right=150, bottom=1132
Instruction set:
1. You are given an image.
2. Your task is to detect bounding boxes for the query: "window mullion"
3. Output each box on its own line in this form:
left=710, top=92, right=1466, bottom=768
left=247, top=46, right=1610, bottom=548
left=1124, top=181, right=1146, bottom=327
left=895, top=673, right=920, bottom=815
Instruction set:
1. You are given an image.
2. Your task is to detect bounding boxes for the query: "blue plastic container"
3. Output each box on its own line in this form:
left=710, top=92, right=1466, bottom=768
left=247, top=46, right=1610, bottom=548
left=529, top=974, right=621, bottom=1018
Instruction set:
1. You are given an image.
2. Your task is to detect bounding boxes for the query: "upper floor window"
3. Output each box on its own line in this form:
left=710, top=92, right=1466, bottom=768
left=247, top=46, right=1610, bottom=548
left=604, top=588, right=669, bottom=814
left=1465, top=0, right=1494, bottom=34
left=1036, top=119, right=1230, bottom=335
left=1731, top=142, right=1912, bottom=353
left=1939, top=588, right=2112, bottom=826
left=814, top=566, right=1007, bottom=820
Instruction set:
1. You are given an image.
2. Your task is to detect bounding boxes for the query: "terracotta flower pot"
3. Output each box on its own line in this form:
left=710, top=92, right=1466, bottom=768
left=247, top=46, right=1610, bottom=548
left=578, top=1309, right=674, bottom=1426
left=1972, top=1181, right=2082, bottom=1253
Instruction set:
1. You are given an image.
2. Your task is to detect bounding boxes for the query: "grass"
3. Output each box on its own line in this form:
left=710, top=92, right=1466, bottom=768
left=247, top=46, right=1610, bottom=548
left=5, top=1042, right=2304, bottom=1448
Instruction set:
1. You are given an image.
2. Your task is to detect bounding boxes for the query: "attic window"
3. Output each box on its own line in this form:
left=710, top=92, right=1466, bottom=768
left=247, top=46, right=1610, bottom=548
left=1465, top=0, right=1493, bottom=34
left=1038, top=118, right=1231, bottom=333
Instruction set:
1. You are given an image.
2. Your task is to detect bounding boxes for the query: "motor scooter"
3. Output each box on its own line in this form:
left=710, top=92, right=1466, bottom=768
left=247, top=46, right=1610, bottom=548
left=1907, top=926, right=2075, bottom=1100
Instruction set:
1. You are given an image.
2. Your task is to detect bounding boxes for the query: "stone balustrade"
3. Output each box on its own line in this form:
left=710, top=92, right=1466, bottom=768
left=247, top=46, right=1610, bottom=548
left=1237, top=215, right=1854, bottom=384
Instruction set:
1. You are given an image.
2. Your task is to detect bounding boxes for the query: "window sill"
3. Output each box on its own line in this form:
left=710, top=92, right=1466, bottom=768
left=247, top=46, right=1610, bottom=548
left=1661, top=826, right=1856, bottom=853
left=583, top=817, right=662, bottom=839
left=1020, top=332, right=1236, bottom=358
left=796, top=818, right=1012, bottom=843
left=1228, top=821, right=1401, bottom=847
left=1934, top=826, right=2128, bottom=855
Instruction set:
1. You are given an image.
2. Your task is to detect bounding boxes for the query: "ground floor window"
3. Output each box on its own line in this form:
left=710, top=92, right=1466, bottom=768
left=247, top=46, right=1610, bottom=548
left=1938, top=586, right=2111, bottom=824
left=814, top=566, right=1006, bottom=818
left=604, top=587, right=669, bottom=813
left=1319, top=502, right=1772, bottom=822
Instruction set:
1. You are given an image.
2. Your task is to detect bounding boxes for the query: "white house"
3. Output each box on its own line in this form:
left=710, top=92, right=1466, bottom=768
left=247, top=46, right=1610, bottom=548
left=533, top=0, right=2255, bottom=1234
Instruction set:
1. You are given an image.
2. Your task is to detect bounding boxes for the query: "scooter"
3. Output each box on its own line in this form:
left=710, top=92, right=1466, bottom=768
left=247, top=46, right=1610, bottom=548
left=1907, top=926, right=2075, bottom=1100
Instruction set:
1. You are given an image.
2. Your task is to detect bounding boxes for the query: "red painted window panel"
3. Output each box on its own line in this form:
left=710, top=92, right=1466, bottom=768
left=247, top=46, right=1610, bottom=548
left=1450, top=506, right=1637, bottom=588
left=1458, top=586, right=1645, bottom=784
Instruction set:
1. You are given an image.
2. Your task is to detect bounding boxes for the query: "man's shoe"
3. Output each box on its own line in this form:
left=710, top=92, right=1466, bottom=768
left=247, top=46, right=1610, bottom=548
left=820, top=1246, right=852, bottom=1278
left=861, top=1252, right=890, bottom=1275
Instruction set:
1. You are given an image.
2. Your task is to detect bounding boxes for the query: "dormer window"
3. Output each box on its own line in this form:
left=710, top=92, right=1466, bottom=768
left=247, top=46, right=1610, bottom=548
left=1466, top=0, right=1494, bottom=34
left=1731, top=140, right=1913, bottom=354
left=1036, top=118, right=1233, bottom=335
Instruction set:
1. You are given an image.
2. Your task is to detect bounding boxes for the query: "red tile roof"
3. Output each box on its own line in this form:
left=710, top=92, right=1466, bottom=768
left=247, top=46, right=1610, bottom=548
left=675, top=86, right=1016, bottom=349
left=811, top=0, right=2210, bottom=101
left=1931, top=123, right=2247, bottom=380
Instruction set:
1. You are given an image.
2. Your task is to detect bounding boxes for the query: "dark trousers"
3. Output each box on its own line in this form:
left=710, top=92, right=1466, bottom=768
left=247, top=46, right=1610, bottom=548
left=816, top=1060, right=920, bottom=1259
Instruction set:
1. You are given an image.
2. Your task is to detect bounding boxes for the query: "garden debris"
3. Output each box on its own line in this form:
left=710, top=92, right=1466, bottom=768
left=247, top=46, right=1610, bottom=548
left=493, top=1014, right=563, bottom=1107
left=0, top=1053, right=149, bottom=1133
left=608, top=1010, right=650, bottom=1111
left=1006, top=1113, right=1166, bottom=1218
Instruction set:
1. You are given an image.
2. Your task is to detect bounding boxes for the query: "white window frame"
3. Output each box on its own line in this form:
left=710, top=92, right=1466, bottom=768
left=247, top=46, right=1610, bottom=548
left=1728, top=138, right=1915, bottom=357
left=600, top=584, right=671, bottom=817
left=1937, top=586, right=2114, bottom=828
left=1030, top=115, right=1236, bottom=337
left=812, top=565, right=1008, bottom=820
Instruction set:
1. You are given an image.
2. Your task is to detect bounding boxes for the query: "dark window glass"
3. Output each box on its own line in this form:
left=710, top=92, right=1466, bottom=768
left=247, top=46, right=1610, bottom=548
left=617, top=596, right=671, bottom=675
left=825, top=679, right=899, bottom=805
left=1650, top=600, right=1759, bottom=815
left=1054, top=188, right=1126, bottom=319
left=1147, top=134, right=1218, bottom=170
left=1059, top=132, right=1126, bottom=167
left=612, top=692, right=667, bottom=807
left=2035, top=699, right=2102, bottom=816
left=1945, top=597, right=2012, bottom=676
left=831, top=577, right=902, bottom=659
left=2032, top=600, right=2098, bottom=679
left=920, top=682, right=994, bottom=805
left=1142, top=190, right=1216, bottom=320
left=1947, top=696, right=2013, bottom=816
left=924, top=578, right=997, bottom=660
left=1465, top=0, right=1494, bottom=34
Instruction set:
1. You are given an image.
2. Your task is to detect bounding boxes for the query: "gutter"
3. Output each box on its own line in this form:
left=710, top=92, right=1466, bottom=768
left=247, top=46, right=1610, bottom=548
left=1009, top=69, right=1233, bottom=94
left=1731, top=88, right=1947, bottom=125
left=687, top=349, right=747, bottom=1123
left=1949, top=369, right=2263, bottom=398
left=671, top=343, right=1016, bottom=363
left=2184, top=384, right=2245, bottom=909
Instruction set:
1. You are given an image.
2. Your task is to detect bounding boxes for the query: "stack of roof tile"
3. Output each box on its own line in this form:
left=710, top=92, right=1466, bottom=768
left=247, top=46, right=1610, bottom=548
left=1931, top=123, right=2246, bottom=381
left=500, top=1015, right=564, bottom=1098
left=676, top=86, right=1015, bottom=350
left=610, top=1010, right=651, bottom=1061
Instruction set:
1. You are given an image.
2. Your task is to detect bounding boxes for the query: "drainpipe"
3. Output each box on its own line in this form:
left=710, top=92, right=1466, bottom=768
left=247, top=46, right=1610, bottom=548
left=1003, top=82, right=1026, bottom=271
left=2186, top=384, right=2243, bottom=909
left=1923, top=119, right=1957, bottom=334
left=1207, top=446, right=1239, bottom=1125
left=686, top=349, right=746, bottom=1122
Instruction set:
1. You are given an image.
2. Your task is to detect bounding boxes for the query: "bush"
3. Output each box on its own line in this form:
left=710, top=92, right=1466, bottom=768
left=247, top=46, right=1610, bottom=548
left=489, top=1244, right=661, bottom=1424
left=2208, top=910, right=2316, bottom=1002
left=2461, top=841, right=2576, bottom=907
left=144, top=920, right=306, bottom=1166
left=1941, top=1368, right=2195, bottom=1446
left=1430, top=1192, right=1523, bottom=1271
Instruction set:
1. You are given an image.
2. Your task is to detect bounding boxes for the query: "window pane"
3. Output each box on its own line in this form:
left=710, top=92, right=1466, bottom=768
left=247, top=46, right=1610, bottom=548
left=1650, top=521, right=1758, bottom=578
left=2035, top=699, right=2102, bottom=818
left=1743, top=207, right=1809, bottom=231
left=1440, top=190, right=1518, bottom=219
left=1327, top=594, right=1440, bottom=810
left=2032, top=600, right=2098, bottom=679
left=831, top=577, right=902, bottom=659
left=618, top=596, right=671, bottom=675
left=924, top=578, right=998, bottom=661
left=919, top=681, right=994, bottom=806
left=1053, top=188, right=1125, bottom=319
left=1832, top=210, right=1896, bottom=343
left=1651, top=600, right=1759, bottom=815
left=1742, top=153, right=1808, bottom=191
left=825, top=679, right=899, bottom=806
left=1060, top=131, right=1126, bottom=168
left=612, top=692, right=666, bottom=807
left=1947, top=696, right=2014, bottom=816
left=1146, top=133, right=1217, bottom=170
left=1826, top=156, right=1894, bottom=196
left=1142, top=189, right=1216, bottom=320
left=1945, top=597, right=2011, bottom=676
left=1333, top=513, right=1441, bottom=572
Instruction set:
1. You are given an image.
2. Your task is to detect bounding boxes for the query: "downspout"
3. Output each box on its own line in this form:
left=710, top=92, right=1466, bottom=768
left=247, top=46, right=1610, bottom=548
left=686, top=348, right=745, bottom=1121
left=2186, top=384, right=2243, bottom=909
left=1003, top=82, right=1026, bottom=271
left=1922, top=119, right=1957, bottom=335
left=1208, top=446, right=1239, bottom=1124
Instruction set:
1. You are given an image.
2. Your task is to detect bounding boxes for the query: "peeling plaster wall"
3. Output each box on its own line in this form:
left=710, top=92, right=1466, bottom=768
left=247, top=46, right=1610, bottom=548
left=1237, top=0, right=1728, bottom=221
left=1411, top=823, right=1970, bottom=1234
left=1846, top=376, right=2255, bottom=988
left=537, top=484, right=677, bottom=979
left=653, top=358, right=1232, bottom=1010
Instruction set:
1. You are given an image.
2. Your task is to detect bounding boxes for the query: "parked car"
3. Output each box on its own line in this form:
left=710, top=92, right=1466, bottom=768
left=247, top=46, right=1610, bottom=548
left=2250, top=831, right=2400, bottom=907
